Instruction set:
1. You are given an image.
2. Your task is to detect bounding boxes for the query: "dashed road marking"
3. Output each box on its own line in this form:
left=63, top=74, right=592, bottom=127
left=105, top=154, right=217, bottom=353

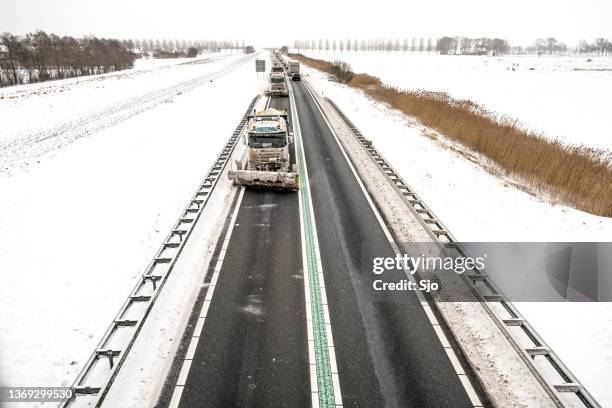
left=168, top=187, right=245, bottom=408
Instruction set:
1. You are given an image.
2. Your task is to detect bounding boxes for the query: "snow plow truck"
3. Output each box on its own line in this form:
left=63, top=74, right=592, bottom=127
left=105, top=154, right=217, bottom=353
left=265, top=71, right=288, bottom=96
left=228, top=108, right=299, bottom=191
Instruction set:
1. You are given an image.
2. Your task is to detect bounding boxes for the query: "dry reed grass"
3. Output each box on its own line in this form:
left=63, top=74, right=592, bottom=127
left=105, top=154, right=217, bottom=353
left=291, top=54, right=612, bottom=217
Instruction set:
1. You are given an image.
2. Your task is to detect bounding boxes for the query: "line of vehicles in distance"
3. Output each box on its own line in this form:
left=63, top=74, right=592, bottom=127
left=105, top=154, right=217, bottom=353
left=265, top=51, right=300, bottom=97
left=227, top=51, right=300, bottom=191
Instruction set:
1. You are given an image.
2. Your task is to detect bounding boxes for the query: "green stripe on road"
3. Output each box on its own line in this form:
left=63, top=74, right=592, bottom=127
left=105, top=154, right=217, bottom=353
left=289, top=84, right=337, bottom=408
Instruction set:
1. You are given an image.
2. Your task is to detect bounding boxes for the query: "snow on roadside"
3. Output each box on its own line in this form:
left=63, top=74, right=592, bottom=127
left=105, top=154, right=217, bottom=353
left=302, top=66, right=612, bottom=406
left=0, top=52, right=267, bottom=391
left=131, top=51, right=235, bottom=70
left=299, top=51, right=612, bottom=151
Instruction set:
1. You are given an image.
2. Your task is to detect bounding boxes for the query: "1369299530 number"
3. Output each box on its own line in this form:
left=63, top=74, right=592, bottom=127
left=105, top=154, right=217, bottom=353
left=1, top=387, right=73, bottom=402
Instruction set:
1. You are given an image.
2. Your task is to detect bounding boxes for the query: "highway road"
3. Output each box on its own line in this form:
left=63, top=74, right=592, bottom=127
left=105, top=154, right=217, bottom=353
left=158, top=80, right=483, bottom=408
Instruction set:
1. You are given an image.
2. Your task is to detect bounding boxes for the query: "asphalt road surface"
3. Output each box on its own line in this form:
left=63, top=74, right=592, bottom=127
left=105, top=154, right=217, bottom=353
left=161, top=81, right=479, bottom=408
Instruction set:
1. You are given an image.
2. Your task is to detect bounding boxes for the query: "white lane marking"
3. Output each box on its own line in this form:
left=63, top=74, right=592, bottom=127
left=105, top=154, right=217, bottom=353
left=302, top=82, right=483, bottom=407
left=199, top=300, right=211, bottom=318
left=168, top=386, right=184, bottom=408
left=289, top=82, right=343, bottom=408
left=445, top=348, right=466, bottom=375
left=169, top=187, right=245, bottom=407
left=459, top=374, right=484, bottom=407
left=176, top=360, right=192, bottom=386
left=433, top=325, right=452, bottom=349
left=185, top=336, right=199, bottom=360
left=193, top=317, right=205, bottom=336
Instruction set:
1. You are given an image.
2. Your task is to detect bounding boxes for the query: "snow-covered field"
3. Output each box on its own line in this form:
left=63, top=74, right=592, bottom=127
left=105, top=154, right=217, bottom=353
left=0, top=52, right=266, bottom=392
left=299, top=50, right=612, bottom=151
left=0, top=51, right=251, bottom=174
left=301, top=66, right=612, bottom=406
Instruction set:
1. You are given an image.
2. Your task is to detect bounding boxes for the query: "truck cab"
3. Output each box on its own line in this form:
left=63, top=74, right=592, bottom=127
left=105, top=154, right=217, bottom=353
left=246, top=112, right=290, bottom=171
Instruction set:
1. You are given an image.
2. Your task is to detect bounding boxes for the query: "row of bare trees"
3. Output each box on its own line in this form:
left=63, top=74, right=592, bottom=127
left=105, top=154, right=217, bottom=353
left=0, top=31, right=135, bottom=87
left=436, top=37, right=510, bottom=55
left=295, top=37, right=509, bottom=55
left=520, top=38, right=611, bottom=55
left=125, top=38, right=246, bottom=54
left=438, top=36, right=612, bottom=56
left=579, top=38, right=611, bottom=55
left=294, top=38, right=436, bottom=54
left=295, top=37, right=612, bottom=57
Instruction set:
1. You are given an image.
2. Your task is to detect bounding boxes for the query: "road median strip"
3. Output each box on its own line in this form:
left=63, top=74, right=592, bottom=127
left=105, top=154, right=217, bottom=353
left=289, top=82, right=343, bottom=408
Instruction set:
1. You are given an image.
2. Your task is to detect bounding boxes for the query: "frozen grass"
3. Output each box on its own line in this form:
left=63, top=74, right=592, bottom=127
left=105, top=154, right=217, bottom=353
left=293, top=54, right=612, bottom=217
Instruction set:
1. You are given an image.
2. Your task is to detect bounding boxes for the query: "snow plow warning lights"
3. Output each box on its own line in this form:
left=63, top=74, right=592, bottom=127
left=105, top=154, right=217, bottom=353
left=255, top=109, right=287, bottom=116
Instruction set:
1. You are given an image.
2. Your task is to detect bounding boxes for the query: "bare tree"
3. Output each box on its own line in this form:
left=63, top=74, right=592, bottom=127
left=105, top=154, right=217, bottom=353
left=535, top=38, right=546, bottom=54
left=595, top=38, right=609, bottom=55
left=546, top=37, right=557, bottom=54
left=436, top=37, right=455, bottom=55
left=0, top=33, right=23, bottom=85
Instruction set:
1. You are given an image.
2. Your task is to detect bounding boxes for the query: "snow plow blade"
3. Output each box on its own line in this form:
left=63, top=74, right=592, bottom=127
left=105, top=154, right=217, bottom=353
left=228, top=169, right=299, bottom=191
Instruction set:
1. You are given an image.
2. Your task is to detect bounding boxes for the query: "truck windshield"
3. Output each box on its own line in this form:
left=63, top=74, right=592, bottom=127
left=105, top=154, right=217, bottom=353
left=248, top=135, right=286, bottom=148
left=271, top=77, right=284, bottom=83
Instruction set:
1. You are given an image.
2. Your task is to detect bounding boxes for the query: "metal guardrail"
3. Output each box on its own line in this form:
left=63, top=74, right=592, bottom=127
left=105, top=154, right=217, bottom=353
left=326, top=98, right=600, bottom=408
left=60, top=95, right=260, bottom=408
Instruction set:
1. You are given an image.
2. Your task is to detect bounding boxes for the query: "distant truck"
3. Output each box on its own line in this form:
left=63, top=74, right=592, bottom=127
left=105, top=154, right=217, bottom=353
left=288, top=61, right=300, bottom=81
left=265, top=72, right=288, bottom=96
left=271, top=63, right=284, bottom=74
left=280, top=55, right=289, bottom=68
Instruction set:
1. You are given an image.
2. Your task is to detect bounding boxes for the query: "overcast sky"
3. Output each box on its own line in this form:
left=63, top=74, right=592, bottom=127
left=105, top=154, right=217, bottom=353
left=1, top=0, right=611, bottom=47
